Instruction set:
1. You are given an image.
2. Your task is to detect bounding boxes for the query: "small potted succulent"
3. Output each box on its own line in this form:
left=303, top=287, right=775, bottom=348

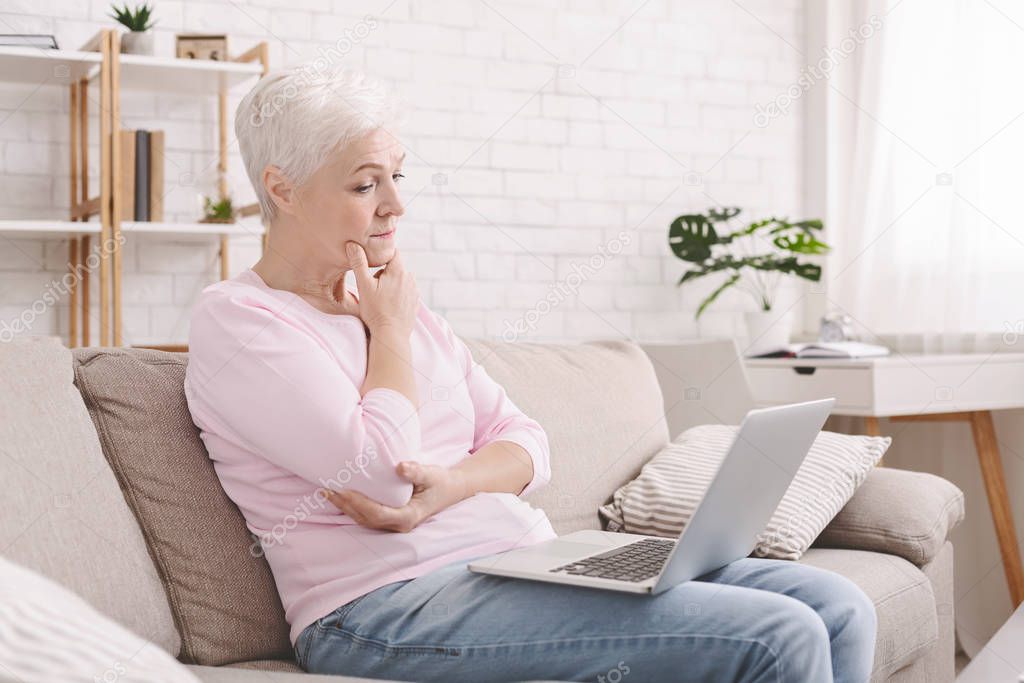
left=669, top=207, right=829, bottom=355
left=109, top=3, right=156, bottom=55
left=200, top=195, right=235, bottom=224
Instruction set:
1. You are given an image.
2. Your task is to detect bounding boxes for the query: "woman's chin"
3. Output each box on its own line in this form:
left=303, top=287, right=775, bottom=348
left=366, top=240, right=396, bottom=267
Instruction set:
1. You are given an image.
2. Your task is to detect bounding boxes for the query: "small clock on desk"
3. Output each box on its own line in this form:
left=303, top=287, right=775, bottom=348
left=819, top=312, right=857, bottom=343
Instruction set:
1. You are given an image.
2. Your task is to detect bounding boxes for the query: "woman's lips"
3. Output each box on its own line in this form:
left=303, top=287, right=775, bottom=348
left=371, top=229, right=395, bottom=240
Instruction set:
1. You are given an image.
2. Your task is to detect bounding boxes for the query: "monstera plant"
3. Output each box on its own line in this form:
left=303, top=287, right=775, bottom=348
left=668, top=207, right=829, bottom=319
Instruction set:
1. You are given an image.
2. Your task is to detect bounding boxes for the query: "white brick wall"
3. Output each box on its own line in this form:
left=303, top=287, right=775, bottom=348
left=0, top=0, right=805, bottom=345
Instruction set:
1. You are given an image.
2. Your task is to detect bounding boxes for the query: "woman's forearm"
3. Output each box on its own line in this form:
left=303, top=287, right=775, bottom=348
left=361, top=326, right=418, bottom=408
left=451, top=441, right=535, bottom=500
left=322, top=442, right=535, bottom=532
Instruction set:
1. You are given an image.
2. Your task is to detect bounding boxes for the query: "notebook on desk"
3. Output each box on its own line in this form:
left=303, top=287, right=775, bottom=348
left=748, top=341, right=890, bottom=359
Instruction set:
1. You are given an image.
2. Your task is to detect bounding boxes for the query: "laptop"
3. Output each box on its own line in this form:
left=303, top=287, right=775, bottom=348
left=468, top=398, right=835, bottom=594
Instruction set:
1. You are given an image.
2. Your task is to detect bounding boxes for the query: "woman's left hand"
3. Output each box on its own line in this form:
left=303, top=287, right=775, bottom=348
left=321, top=462, right=468, bottom=533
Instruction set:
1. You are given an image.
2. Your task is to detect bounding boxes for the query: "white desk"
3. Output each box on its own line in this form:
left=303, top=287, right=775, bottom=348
left=745, top=352, right=1024, bottom=609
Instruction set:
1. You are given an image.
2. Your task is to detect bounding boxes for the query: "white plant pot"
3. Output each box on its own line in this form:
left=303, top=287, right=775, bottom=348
left=120, top=31, right=154, bottom=55
left=744, top=310, right=793, bottom=357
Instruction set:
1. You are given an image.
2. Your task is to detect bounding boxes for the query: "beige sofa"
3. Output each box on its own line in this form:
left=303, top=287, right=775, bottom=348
left=0, top=336, right=964, bottom=682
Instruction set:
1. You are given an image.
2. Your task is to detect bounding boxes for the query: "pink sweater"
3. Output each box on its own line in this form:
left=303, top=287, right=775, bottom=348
left=184, top=268, right=557, bottom=644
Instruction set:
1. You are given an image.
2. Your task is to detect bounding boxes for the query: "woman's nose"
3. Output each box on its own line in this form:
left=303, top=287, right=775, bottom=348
left=378, top=200, right=404, bottom=218
left=379, top=184, right=405, bottom=217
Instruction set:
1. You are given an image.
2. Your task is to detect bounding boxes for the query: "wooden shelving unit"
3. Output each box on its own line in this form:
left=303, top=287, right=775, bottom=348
left=0, top=30, right=269, bottom=348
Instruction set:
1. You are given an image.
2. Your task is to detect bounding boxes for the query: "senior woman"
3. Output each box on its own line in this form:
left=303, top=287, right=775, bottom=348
left=183, top=67, right=876, bottom=683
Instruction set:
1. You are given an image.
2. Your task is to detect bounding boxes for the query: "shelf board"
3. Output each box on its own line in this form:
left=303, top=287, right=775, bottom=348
left=0, top=46, right=100, bottom=86
left=0, top=46, right=262, bottom=93
left=0, top=220, right=101, bottom=238
left=131, top=343, right=189, bottom=352
left=121, top=221, right=265, bottom=237
left=117, top=54, right=263, bottom=94
left=0, top=219, right=264, bottom=239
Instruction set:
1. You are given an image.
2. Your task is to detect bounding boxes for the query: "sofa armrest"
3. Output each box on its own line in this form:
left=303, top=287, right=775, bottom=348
left=813, top=467, right=965, bottom=567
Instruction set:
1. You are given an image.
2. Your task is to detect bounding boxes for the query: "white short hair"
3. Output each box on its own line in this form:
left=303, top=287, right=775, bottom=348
left=235, top=67, right=401, bottom=223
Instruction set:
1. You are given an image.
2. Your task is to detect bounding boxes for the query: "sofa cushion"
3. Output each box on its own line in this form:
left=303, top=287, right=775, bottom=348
left=0, top=337, right=180, bottom=655
left=72, top=347, right=291, bottom=666
left=799, top=547, right=938, bottom=679
left=814, top=467, right=965, bottom=567
left=463, top=339, right=670, bottom=534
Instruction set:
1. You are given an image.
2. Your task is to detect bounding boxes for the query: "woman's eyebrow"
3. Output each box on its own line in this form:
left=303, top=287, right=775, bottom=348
left=350, top=153, right=407, bottom=175
left=351, top=162, right=384, bottom=173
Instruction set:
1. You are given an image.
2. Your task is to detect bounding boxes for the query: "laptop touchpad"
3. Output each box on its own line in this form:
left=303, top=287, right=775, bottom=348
left=533, top=540, right=609, bottom=560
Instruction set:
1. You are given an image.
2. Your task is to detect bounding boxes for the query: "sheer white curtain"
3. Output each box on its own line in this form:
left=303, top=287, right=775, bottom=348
left=822, top=0, right=1024, bottom=657
left=828, top=0, right=1024, bottom=352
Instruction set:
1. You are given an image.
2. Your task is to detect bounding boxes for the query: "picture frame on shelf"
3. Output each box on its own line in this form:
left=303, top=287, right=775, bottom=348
left=175, top=34, right=228, bottom=61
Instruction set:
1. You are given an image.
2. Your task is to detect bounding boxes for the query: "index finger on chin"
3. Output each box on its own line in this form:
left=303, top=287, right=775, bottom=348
left=385, top=247, right=404, bottom=273
left=346, top=242, right=374, bottom=288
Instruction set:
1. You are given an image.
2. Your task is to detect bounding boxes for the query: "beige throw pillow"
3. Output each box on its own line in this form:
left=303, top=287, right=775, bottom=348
left=599, top=425, right=891, bottom=560
left=71, top=347, right=291, bottom=665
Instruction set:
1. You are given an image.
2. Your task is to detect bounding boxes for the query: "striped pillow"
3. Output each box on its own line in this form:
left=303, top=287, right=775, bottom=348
left=0, top=556, right=198, bottom=683
left=598, top=425, right=890, bottom=560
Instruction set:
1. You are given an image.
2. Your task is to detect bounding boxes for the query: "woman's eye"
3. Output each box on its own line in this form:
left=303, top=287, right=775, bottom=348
left=356, top=173, right=402, bottom=194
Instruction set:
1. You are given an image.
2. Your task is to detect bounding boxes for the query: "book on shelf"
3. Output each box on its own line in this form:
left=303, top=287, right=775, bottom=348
left=748, top=341, right=891, bottom=359
left=0, top=34, right=58, bottom=49
left=117, top=129, right=164, bottom=222
left=118, top=130, right=135, bottom=220
left=149, top=130, right=164, bottom=221
left=135, top=130, right=149, bottom=221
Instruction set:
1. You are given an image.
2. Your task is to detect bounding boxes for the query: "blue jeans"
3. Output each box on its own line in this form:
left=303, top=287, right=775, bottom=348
left=295, top=555, right=876, bottom=683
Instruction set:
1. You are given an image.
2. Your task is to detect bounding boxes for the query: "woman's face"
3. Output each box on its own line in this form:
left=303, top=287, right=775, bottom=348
left=292, top=127, right=406, bottom=269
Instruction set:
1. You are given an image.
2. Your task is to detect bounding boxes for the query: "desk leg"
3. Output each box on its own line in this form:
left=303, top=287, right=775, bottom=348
left=970, top=410, right=1024, bottom=607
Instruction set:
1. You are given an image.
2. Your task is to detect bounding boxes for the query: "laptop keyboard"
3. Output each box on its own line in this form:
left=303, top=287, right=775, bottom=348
left=549, top=538, right=676, bottom=583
